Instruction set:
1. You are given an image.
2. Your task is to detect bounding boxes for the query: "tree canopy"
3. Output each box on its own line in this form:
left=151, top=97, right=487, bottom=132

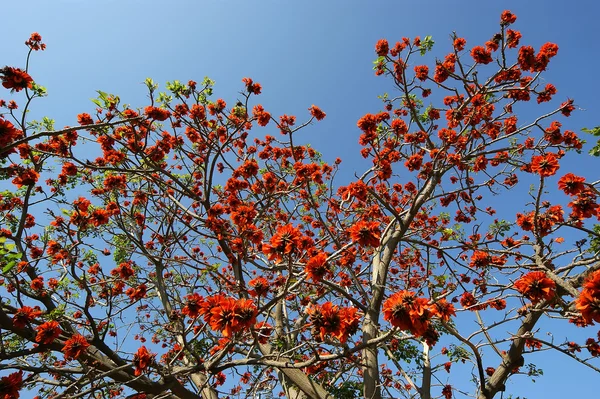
left=0, top=10, right=599, bottom=399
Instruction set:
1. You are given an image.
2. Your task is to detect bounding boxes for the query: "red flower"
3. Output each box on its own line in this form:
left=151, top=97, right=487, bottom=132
left=0, top=371, right=23, bottom=399
left=1, top=67, right=33, bottom=92
left=309, top=105, right=326, bottom=121
left=470, top=46, right=493, bottom=64
left=26, top=32, right=45, bottom=51
left=453, top=38, right=466, bottom=52
left=12, top=306, right=42, bottom=329
left=63, top=334, right=90, bottom=360
left=558, top=173, right=586, bottom=196
left=110, top=262, right=135, bottom=280
left=575, top=290, right=600, bottom=324
left=144, top=106, right=170, bottom=121
left=470, top=251, right=492, bottom=268
left=514, top=271, right=556, bottom=303
left=35, top=320, right=61, bottom=344
left=308, top=302, right=359, bottom=343
left=12, top=168, right=39, bottom=188
left=242, top=77, right=262, bottom=95
left=506, top=29, right=522, bottom=48
left=133, top=346, right=154, bottom=376
left=205, top=296, right=257, bottom=337
left=500, top=10, right=517, bottom=25
left=576, top=270, right=600, bottom=324
left=414, top=65, right=429, bottom=81
left=262, top=224, right=303, bottom=262
left=77, top=113, right=94, bottom=125
left=248, top=277, right=270, bottom=297
left=442, top=385, right=453, bottom=399
left=305, top=252, right=330, bottom=282
left=252, top=104, right=271, bottom=126
left=383, top=291, right=432, bottom=336
left=347, top=220, right=381, bottom=247
left=375, top=39, right=389, bottom=56
left=181, top=293, right=204, bottom=318
left=0, top=118, right=23, bottom=152
left=530, top=153, right=559, bottom=177
left=253, top=321, right=273, bottom=344
left=126, top=284, right=147, bottom=302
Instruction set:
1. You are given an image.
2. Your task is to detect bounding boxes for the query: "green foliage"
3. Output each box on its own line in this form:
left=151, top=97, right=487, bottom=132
left=420, top=35, right=435, bottom=55
left=327, top=381, right=363, bottom=399
left=582, top=126, right=600, bottom=156
left=0, top=236, right=22, bottom=273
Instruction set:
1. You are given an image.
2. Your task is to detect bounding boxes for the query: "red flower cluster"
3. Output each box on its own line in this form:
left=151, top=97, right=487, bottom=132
left=63, top=334, right=90, bottom=360
left=0, top=371, right=23, bottom=399
left=12, top=306, right=42, bottom=328
left=1, top=67, right=33, bottom=92
left=383, top=291, right=455, bottom=338
left=516, top=205, right=563, bottom=237
left=144, top=106, right=170, bottom=121
left=558, top=173, right=599, bottom=220
left=133, top=346, right=154, bottom=376
left=576, top=270, right=600, bottom=324
left=500, top=10, right=517, bottom=25
left=25, top=32, right=45, bottom=51
left=518, top=42, right=559, bottom=72
left=514, top=271, right=556, bottom=304
left=347, top=220, right=381, bottom=247
left=308, top=105, right=326, bottom=121
left=414, top=65, right=429, bottom=81
left=0, top=118, right=23, bottom=157
left=197, top=295, right=258, bottom=338
left=530, top=153, right=560, bottom=177
left=263, top=224, right=307, bottom=262
left=558, top=173, right=586, bottom=196
left=35, top=320, right=61, bottom=344
left=305, top=252, right=331, bottom=282
left=242, top=77, right=262, bottom=95
left=375, top=39, right=389, bottom=56
left=471, top=46, right=493, bottom=64
left=252, top=104, right=271, bottom=126
left=307, top=302, right=360, bottom=343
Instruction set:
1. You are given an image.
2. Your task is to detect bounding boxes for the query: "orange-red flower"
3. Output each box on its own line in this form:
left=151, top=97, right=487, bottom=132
left=383, top=291, right=434, bottom=336
left=308, top=302, right=360, bottom=343
left=262, top=224, right=303, bottom=262
left=471, top=46, right=493, bottom=64
left=347, top=220, right=381, bottom=248
left=63, top=334, right=90, bottom=360
left=181, top=293, right=204, bottom=319
left=305, top=252, right=330, bottom=282
left=414, top=65, right=429, bottom=81
left=248, top=277, right=270, bottom=298
left=12, top=306, right=42, bottom=329
left=201, top=295, right=258, bottom=337
left=0, top=371, right=23, bottom=399
left=514, top=271, right=556, bottom=303
left=531, top=153, right=559, bottom=177
left=144, top=106, right=170, bottom=121
left=558, top=173, right=586, bottom=196
left=12, top=168, right=39, bottom=188
left=575, top=270, right=600, bottom=324
left=1, top=67, right=33, bottom=92
left=133, top=346, right=154, bottom=376
left=309, top=105, right=326, bottom=121
left=35, top=320, right=61, bottom=344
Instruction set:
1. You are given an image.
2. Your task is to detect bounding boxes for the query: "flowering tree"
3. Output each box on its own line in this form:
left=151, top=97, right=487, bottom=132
left=1, top=11, right=599, bottom=399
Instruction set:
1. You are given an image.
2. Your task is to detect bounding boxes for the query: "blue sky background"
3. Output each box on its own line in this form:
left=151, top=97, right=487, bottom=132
left=3, top=0, right=600, bottom=397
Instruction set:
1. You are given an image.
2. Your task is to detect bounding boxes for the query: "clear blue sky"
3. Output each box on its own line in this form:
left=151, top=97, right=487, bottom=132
left=3, top=0, right=600, bottom=397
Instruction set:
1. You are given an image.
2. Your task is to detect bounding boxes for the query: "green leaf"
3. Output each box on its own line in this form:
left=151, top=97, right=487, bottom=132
left=2, top=260, right=16, bottom=273
left=420, top=35, right=435, bottom=55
